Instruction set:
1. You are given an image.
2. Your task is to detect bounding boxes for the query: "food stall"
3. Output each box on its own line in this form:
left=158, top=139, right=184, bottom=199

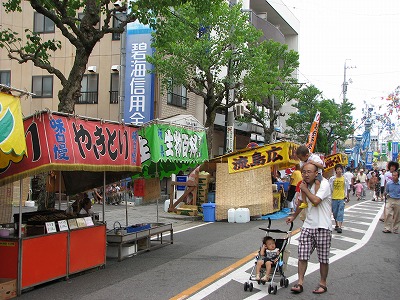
left=0, top=110, right=142, bottom=295
left=132, top=120, right=209, bottom=211
left=104, top=120, right=208, bottom=261
left=206, top=141, right=300, bottom=221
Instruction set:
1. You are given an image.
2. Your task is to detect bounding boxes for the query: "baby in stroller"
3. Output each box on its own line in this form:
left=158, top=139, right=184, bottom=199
left=255, top=236, right=280, bottom=282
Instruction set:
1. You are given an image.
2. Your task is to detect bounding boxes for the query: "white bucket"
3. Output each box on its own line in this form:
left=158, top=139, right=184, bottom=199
left=235, top=208, right=250, bottom=223
left=228, top=208, right=236, bottom=223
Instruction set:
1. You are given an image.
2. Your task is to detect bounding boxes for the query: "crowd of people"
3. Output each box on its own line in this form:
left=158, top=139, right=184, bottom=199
left=277, top=144, right=400, bottom=295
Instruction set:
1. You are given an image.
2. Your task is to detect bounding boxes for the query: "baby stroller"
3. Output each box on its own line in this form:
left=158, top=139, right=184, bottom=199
left=244, top=218, right=293, bottom=295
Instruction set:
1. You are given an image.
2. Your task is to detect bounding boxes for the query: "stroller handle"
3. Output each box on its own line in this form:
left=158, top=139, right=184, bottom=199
left=259, top=217, right=293, bottom=233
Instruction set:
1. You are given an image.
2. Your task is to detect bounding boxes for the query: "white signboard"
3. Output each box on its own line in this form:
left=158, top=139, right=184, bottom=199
left=84, top=217, right=94, bottom=227
left=58, top=220, right=69, bottom=231
left=45, top=222, right=57, bottom=233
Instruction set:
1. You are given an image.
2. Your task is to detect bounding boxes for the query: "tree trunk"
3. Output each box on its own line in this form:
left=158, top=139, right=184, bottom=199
left=58, top=48, right=90, bottom=113
left=204, top=106, right=217, bottom=158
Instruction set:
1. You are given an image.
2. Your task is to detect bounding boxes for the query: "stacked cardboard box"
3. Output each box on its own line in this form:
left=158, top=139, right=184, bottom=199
left=0, top=278, right=16, bottom=300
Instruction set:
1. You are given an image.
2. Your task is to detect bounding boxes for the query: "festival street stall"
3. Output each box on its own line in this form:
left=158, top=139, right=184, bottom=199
left=207, top=141, right=300, bottom=221
left=106, top=120, right=208, bottom=261
left=132, top=120, right=209, bottom=208
left=0, top=110, right=142, bottom=294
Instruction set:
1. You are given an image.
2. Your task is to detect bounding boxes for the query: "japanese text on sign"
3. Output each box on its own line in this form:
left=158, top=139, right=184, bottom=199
left=324, top=153, right=348, bottom=171
left=72, top=122, right=129, bottom=161
left=128, top=42, right=147, bottom=125
left=50, top=118, right=69, bottom=160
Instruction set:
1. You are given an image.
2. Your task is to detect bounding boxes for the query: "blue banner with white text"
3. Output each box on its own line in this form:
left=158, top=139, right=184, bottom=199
left=123, top=21, right=155, bottom=125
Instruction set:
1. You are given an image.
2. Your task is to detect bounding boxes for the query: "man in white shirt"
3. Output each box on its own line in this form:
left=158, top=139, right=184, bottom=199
left=287, top=163, right=332, bottom=295
left=343, top=167, right=354, bottom=201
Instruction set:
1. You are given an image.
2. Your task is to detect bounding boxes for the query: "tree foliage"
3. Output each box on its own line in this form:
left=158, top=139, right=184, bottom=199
left=286, top=85, right=355, bottom=154
left=0, top=0, right=209, bottom=113
left=238, top=41, right=300, bottom=143
left=148, top=0, right=261, bottom=154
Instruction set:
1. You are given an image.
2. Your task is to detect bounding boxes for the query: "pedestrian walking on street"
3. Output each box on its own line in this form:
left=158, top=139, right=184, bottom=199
left=380, top=161, right=399, bottom=222
left=329, top=164, right=349, bottom=233
left=286, top=164, right=302, bottom=213
left=356, top=169, right=367, bottom=200
left=382, top=169, right=400, bottom=234
left=343, top=167, right=354, bottom=201
left=286, top=163, right=332, bottom=295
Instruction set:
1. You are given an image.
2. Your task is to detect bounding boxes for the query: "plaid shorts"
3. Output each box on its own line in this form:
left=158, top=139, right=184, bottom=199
left=298, top=228, right=332, bottom=264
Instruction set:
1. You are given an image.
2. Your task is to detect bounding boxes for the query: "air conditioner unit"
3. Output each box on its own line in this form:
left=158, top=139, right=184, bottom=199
left=111, top=65, right=120, bottom=72
left=87, top=66, right=97, bottom=73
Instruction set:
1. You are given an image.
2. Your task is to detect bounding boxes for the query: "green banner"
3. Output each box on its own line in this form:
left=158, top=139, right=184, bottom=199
left=134, top=124, right=208, bottom=179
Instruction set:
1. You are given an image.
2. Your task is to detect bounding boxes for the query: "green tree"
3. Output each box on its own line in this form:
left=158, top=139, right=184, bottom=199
left=286, top=85, right=355, bottom=154
left=147, top=1, right=265, bottom=154
left=238, top=40, right=300, bottom=143
left=0, top=0, right=208, bottom=210
left=0, top=0, right=210, bottom=113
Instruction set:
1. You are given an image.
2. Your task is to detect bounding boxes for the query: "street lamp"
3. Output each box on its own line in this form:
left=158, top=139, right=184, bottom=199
left=342, top=59, right=356, bottom=103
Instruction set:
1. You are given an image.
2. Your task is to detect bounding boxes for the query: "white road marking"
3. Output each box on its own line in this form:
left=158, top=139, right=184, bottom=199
left=187, top=202, right=384, bottom=300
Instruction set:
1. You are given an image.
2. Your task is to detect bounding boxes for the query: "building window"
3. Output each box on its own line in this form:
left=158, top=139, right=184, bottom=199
left=32, top=76, right=53, bottom=98
left=0, top=71, right=11, bottom=86
left=33, top=12, right=55, bottom=33
left=78, top=74, right=98, bottom=104
left=110, top=73, right=119, bottom=104
left=112, top=14, right=122, bottom=40
left=78, top=12, right=100, bottom=30
left=167, top=81, right=188, bottom=109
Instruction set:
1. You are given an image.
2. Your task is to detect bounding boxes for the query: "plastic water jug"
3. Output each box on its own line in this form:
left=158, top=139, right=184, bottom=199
left=228, top=208, right=236, bottom=223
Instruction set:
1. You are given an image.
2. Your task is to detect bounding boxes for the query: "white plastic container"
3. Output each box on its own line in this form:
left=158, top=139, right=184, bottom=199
left=164, top=200, right=170, bottom=212
left=228, top=208, right=236, bottom=223
left=235, top=208, right=250, bottom=223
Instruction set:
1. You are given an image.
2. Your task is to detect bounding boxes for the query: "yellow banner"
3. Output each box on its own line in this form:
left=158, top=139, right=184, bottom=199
left=324, top=153, right=348, bottom=171
left=0, top=92, right=27, bottom=169
left=228, top=142, right=299, bottom=174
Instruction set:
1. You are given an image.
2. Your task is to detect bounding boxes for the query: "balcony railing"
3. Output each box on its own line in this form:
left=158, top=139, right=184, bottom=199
left=248, top=11, right=285, bottom=44
left=110, top=91, right=119, bottom=104
left=77, top=91, right=98, bottom=104
left=167, top=92, right=188, bottom=109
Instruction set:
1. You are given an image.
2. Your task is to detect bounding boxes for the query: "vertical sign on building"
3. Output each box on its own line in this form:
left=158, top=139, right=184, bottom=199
left=392, top=142, right=398, bottom=162
left=124, top=21, right=154, bottom=125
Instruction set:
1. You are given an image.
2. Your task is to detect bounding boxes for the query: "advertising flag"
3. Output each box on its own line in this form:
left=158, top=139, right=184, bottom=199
left=306, top=111, right=321, bottom=152
left=0, top=92, right=27, bottom=169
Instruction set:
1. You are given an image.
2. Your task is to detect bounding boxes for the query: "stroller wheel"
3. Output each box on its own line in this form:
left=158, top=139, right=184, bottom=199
left=284, top=278, right=289, bottom=288
left=244, top=282, right=249, bottom=291
left=273, top=285, right=278, bottom=294
left=268, top=285, right=272, bottom=294
left=280, top=278, right=284, bottom=287
left=249, top=282, right=254, bottom=292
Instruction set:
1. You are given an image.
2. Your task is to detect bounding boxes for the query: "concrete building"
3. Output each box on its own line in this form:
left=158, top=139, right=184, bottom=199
left=0, top=0, right=299, bottom=158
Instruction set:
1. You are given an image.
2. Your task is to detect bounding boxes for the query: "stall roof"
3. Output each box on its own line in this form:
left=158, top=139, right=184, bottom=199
left=0, top=110, right=142, bottom=195
left=133, top=121, right=209, bottom=180
left=209, top=141, right=300, bottom=173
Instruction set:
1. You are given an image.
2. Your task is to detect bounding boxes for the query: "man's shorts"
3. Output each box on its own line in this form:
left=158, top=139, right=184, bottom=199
left=332, top=199, right=345, bottom=222
left=298, top=228, right=332, bottom=264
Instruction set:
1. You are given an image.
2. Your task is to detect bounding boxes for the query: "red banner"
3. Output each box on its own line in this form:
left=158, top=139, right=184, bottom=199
left=0, top=112, right=141, bottom=186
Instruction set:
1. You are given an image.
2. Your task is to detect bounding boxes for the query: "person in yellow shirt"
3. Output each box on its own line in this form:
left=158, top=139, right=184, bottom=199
left=287, top=165, right=302, bottom=213
left=329, top=164, right=350, bottom=233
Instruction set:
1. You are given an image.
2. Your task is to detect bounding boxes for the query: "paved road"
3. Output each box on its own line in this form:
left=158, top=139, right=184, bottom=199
left=15, top=189, right=400, bottom=300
